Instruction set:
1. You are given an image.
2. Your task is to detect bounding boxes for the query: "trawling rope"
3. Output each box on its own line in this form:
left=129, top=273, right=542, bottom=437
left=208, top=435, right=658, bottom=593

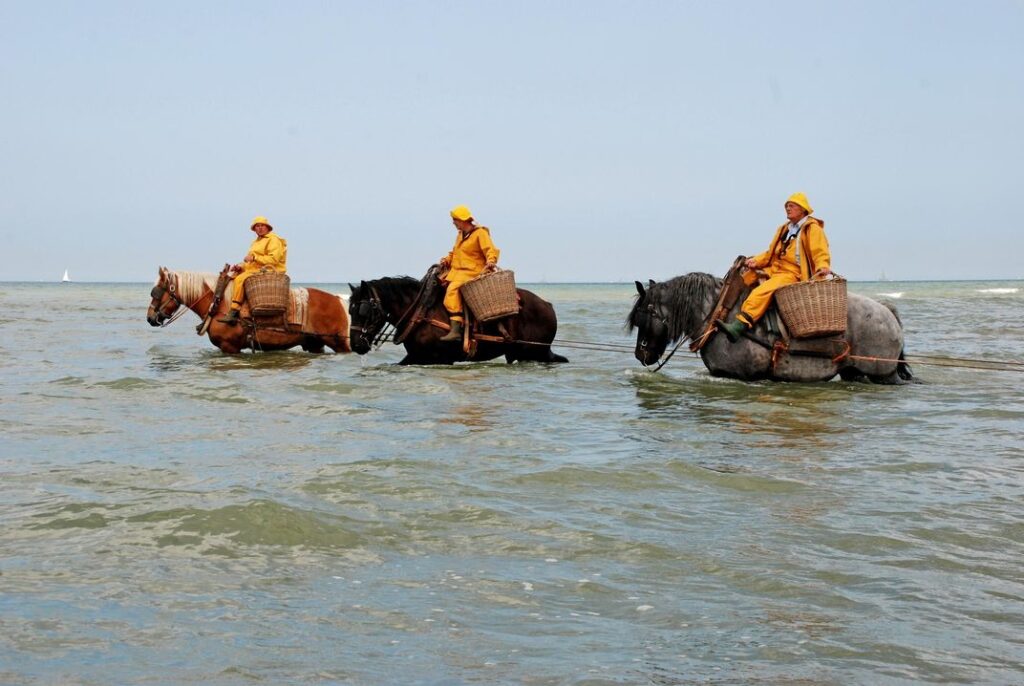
left=852, top=354, right=1024, bottom=373
left=360, top=329, right=1024, bottom=373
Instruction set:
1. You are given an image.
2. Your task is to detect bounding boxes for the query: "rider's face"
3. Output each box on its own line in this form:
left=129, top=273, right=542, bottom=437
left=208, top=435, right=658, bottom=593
left=785, top=202, right=807, bottom=223
left=252, top=223, right=271, bottom=237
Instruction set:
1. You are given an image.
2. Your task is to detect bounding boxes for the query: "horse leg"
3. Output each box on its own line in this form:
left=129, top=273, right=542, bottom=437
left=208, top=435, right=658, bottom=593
left=546, top=349, right=569, bottom=363
left=839, top=366, right=867, bottom=382
left=301, top=337, right=325, bottom=354
left=208, top=328, right=243, bottom=355
left=511, top=343, right=568, bottom=364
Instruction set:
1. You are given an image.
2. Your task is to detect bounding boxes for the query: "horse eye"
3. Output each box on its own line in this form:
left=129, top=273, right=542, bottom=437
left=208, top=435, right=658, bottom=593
left=357, top=302, right=371, bottom=317
left=150, top=286, right=162, bottom=299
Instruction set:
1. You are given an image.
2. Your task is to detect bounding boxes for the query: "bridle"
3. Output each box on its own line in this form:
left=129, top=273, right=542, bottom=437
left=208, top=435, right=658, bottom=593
left=349, top=278, right=428, bottom=350
left=149, top=274, right=210, bottom=327
left=634, top=298, right=669, bottom=358
left=349, top=286, right=391, bottom=349
left=634, top=296, right=688, bottom=371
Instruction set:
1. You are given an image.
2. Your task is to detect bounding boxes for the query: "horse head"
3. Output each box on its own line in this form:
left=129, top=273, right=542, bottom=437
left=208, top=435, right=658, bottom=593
left=347, top=280, right=388, bottom=354
left=147, top=267, right=182, bottom=327
left=627, top=279, right=672, bottom=365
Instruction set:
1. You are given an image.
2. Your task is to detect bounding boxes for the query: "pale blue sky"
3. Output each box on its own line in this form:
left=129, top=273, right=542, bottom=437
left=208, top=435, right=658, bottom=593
left=3, top=1, right=1021, bottom=282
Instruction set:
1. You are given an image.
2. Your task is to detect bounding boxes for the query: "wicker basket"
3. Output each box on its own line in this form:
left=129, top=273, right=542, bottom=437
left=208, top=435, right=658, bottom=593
left=460, top=269, right=519, bottom=322
left=775, top=277, right=848, bottom=338
left=245, top=271, right=290, bottom=315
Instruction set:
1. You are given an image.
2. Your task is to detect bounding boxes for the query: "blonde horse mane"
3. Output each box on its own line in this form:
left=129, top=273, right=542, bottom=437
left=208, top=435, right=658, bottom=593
left=159, top=269, right=219, bottom=307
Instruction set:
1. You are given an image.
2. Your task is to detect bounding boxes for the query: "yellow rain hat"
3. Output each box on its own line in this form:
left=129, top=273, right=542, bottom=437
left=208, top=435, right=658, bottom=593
left=449, top=205, right=473, bottom=221
left=785, top=193, right=813, bottom=214
left=250, top=216, right=273, bottom=231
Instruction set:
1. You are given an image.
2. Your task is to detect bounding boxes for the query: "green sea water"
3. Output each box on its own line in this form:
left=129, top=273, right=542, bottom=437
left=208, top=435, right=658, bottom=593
left=0, top=280, right=1022, bottom=685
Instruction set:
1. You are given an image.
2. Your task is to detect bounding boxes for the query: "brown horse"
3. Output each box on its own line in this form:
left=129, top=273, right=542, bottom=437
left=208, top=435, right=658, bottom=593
left=146, top=266, right=350, bottom=354
left=348, top=275, right=567, bottom=365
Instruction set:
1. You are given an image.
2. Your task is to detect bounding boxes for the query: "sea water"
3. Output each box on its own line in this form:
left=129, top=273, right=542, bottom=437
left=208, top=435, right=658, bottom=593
left=1, top=280, right=1022, bottom=685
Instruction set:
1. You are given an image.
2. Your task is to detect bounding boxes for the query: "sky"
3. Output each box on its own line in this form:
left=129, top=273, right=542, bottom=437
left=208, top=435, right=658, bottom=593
left=2, top=1, right=1022, bottom=283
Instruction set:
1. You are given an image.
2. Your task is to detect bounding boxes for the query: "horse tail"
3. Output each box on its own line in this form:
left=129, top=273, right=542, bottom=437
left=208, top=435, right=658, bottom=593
left=882, top=301, right=914, bottom=381
left=897, top=349, right=913, bottom=381
left=882, top=300, right=903, bottom=327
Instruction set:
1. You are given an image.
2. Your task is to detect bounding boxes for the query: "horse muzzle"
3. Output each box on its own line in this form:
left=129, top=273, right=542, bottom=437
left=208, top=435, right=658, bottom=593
left=349, top=329, right=372, bottom=355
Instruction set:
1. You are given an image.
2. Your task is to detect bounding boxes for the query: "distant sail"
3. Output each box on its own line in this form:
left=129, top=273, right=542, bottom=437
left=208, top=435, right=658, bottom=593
left=62, top=269, right=70, bottom=283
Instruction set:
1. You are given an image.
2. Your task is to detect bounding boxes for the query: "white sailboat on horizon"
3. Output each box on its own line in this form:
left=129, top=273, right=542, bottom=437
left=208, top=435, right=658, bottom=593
left=61, top=269, right=71, bottom=283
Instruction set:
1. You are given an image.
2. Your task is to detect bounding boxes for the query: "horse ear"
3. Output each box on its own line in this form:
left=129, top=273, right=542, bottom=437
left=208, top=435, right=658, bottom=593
left=348, top=283, right=356, bottom=292
left=648, top=279, right=656, bottom=288
left=635, top=280, right=645, bottom=297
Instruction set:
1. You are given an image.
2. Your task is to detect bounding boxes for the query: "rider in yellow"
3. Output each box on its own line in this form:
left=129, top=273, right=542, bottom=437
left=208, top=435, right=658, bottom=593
left=438, top=205, right=500, bottom=342
left=218, top=216, right=288, bottom=324
left=718, top=193, right=832, bottom=342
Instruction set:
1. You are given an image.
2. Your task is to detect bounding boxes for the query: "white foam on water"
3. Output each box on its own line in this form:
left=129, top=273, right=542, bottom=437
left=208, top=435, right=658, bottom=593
left=878, top=292, right=904, bottom=298
left=977, top=288, right=1018, bottom=294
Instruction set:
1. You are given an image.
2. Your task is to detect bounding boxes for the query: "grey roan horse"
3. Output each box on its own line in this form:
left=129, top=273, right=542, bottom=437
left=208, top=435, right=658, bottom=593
left=627, top=273, right=912, bottom=383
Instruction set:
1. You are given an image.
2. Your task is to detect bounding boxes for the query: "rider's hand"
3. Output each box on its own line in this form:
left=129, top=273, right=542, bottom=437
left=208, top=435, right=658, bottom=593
left=815, top=268, right=833, bottom=279
left=244, top=253, right=255, bottom=263
left=484, top=261, right=497, bottom=273
left=744, top=258, right=758, bottom=269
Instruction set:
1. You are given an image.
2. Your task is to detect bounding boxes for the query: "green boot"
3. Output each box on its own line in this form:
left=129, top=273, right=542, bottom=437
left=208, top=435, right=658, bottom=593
left=716, top=318, right=749, bottom=343
left=218, top=308, right=241, bottom=325
left=439, top=320, right=463, bottom=343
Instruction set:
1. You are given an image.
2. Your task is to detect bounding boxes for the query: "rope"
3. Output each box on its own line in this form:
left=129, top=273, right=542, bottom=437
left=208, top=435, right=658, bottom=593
left=316, top=315, right=1024, bottom=375
left=870, top=354, right=1024, bottom=373
left=909, top=353, right=1024, bottom=368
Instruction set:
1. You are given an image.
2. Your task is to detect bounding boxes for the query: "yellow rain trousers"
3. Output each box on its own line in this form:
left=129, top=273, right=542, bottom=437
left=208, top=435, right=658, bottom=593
left=739, top=218, right=830, bottom=325
left=442, top=226, right=500, bottom=322
left=230, top=233, right=288, bottom=308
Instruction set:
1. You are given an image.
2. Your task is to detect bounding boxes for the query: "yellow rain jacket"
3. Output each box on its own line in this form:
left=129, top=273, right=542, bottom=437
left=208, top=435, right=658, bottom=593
left=244, top=233, right=288, bottom=273
left=749, top=217, right=829, bottom=280
left=230, top=233, right=288, bottom=307
left=442, top=226, right=500, bottom=316
left=740, top=217, right=830, bottom=324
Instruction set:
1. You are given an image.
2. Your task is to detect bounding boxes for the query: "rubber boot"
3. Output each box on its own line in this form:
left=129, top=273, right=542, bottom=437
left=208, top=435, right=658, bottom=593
left=439, top=320, right=463, bottom=343
left=716, top=318, right=749, bottom=343
left=218, top=308, right=241, bottom=325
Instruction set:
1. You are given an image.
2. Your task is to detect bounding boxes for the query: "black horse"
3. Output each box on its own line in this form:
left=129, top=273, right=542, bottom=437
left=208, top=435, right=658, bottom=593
left=348, top=275, right=568, bottom=365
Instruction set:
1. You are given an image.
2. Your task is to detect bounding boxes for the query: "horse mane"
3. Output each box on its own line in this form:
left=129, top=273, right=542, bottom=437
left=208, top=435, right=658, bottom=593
left=162, top=270, right=218, bottom=305
left=363, top=275, right=442, bottom=308
left=627, top=272, right=721, bottom=343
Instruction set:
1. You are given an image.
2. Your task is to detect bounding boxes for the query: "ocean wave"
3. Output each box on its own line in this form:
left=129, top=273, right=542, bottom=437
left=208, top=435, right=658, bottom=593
left=977, top=288, right=1018, bottom=294
left=878, top=292, right=904, bottom=298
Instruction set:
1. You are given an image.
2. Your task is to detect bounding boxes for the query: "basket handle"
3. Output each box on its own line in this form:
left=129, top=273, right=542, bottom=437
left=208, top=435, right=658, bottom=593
left=812, top=270, right=844, bottom=282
